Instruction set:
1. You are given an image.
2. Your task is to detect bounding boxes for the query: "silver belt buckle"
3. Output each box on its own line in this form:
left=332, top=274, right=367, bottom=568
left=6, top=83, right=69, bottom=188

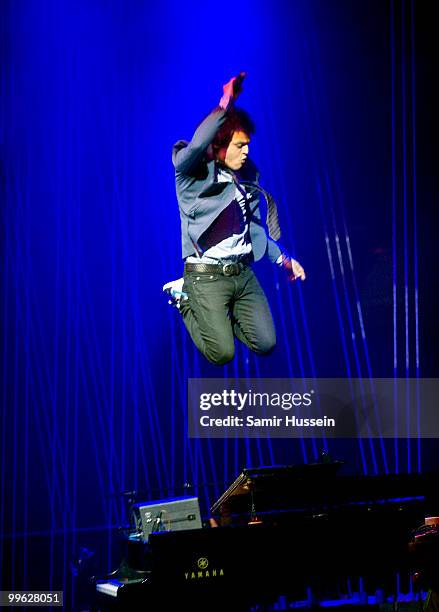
left=222, top=263, right=235, bottom=276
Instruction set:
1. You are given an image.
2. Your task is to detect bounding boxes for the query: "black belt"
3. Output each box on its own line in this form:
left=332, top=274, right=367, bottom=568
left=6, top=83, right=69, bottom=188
left=185, top=260, right=249, bottom=277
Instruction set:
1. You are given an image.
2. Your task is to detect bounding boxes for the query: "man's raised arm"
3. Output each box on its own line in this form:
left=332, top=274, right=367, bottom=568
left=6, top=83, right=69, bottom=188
left=173, top=73, right=246, bottom=175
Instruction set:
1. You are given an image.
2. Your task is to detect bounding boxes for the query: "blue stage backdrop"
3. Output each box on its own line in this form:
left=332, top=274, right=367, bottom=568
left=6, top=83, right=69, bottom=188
left=1, top=0, right=438, bottom=602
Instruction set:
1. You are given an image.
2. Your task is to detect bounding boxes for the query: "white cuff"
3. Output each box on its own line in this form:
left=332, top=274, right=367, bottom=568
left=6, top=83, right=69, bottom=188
left=219, top=95, right=231, bottom=110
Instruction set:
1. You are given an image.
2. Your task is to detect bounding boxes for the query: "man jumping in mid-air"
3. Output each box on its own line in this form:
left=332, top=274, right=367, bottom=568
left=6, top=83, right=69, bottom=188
left=163, top=72, right=306, bottom=365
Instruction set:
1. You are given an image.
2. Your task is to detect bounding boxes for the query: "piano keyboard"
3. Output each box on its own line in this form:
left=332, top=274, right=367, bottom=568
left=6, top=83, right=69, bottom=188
left=96, top=579, right=123, bottom=598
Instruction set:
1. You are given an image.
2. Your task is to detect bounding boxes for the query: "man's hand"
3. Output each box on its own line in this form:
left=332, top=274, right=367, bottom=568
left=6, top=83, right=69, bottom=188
left=280, top=254, right=306, bottom=282
left=219, top=72, right=246, bottom=109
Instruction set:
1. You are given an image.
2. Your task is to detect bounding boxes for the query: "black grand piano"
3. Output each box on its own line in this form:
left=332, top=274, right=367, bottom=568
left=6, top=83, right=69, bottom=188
left=93, top=463, right=439, bottom=611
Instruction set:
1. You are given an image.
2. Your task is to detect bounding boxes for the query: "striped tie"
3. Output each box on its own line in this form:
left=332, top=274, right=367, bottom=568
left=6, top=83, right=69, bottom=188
left=239, top=181, right=281, bottom=241
left=265, top=191, right=281, bottom=241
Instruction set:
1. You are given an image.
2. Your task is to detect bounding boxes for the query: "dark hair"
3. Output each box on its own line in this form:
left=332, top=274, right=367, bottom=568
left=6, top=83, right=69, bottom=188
left=212, top=107, right=255, bottom=149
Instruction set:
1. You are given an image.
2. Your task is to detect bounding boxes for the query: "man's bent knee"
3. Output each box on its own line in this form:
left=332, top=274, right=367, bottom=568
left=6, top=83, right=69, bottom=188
left=252, top=334, right=276, bottom=356
left=205, top=344, right=235, bottom=366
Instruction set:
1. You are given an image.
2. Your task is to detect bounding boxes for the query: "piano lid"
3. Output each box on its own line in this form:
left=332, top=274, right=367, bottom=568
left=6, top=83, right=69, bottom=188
left=210, top=462, right=343, bottom=515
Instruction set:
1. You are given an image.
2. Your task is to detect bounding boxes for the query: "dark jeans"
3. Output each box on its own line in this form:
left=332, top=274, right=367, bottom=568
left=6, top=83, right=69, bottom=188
left=180, top=266, right=276, bottom=365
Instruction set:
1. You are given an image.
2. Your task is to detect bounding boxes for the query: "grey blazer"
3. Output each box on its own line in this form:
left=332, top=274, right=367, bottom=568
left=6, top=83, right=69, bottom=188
left=172, top=107, right=282, bottom=263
